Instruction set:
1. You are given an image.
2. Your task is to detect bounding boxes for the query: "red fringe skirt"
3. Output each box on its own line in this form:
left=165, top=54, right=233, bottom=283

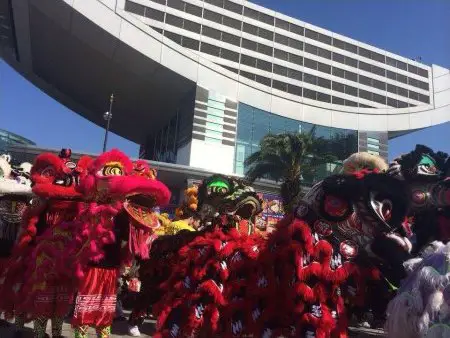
left=72, top=267, right=119, bottom=327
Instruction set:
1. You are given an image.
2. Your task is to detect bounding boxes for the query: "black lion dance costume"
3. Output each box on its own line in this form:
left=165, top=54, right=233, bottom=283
left=154, top=161, right=410, bottom=338
left=384, top=145, right=450, bottom=338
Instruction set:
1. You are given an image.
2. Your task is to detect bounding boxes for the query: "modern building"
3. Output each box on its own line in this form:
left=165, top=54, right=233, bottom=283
left=0, top=129, right=36, bottom=157
left=1, top=0, right=449, bottom=184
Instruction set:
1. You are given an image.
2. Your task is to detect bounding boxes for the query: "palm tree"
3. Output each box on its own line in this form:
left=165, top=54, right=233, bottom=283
left=244, top=128, right=336, bottom=212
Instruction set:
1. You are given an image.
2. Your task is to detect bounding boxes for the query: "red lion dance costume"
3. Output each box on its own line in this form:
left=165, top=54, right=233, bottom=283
left=0, top=149, right=92, bottom=338
left=154, top=159, right=411, bottom=337
left=48, top=150, right=171, bottom=338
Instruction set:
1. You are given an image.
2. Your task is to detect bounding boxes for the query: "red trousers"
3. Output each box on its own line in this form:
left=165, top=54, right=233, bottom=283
left=72, top=267, right=119, bottom=327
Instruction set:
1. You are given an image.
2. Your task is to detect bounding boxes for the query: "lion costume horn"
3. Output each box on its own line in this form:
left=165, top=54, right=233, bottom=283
left=341, top=152, right=388, bottom=175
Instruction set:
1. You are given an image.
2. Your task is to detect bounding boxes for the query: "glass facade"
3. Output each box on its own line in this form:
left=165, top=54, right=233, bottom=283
left=234, top=103, right=358, bottom=184
left=0, top=129, right=35, bottom=154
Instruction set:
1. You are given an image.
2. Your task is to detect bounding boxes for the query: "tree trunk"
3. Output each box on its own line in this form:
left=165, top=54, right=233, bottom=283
left=280, top=177, right=302, bottom=213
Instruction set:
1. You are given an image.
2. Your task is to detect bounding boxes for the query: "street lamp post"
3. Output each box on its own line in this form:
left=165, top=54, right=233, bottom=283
left=102, top=93, right=114, bottom=152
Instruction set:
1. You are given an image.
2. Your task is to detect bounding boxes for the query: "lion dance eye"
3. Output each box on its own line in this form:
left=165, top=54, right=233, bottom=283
left=101, top=165, right=123, bottom=176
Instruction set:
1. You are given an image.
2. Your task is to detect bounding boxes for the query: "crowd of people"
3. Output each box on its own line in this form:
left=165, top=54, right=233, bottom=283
left=0, top=145, right=448, bottom=338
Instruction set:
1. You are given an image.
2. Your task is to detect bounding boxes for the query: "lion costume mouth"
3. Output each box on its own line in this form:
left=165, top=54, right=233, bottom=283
left=123, top=193, right=160, bottom=230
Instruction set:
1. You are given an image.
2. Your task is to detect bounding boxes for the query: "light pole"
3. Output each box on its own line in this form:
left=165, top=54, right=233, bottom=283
left=102, top=93, right=114, bottom=152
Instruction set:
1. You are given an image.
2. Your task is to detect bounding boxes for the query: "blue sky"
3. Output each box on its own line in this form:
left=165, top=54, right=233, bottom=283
left=1, top=0, right=449, bottom=160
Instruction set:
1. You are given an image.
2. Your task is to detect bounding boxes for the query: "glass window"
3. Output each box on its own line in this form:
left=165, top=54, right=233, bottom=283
left=242, top=39, right=257, bottom=51
left=373, top=93, right=386, bottom=105
left=408, top=64, right=418, bottom=74
left=222, top=65, right=238, bottom=74
left=256, top=59, right=272, bottom=72
left=332, top=96, right=345, bottom=105
left=289, top=53, right=303, bottom=65
left=371, top=65, right=385, bottom=76
left=397, top=86, right=408, bottom=97
left=409, top=90, right=419, bottom=101
left=303, top=88, right=317, bottom=100
left=397, top=74, right=407, bottom=84
left=417, top=68, right=428, bottom=78
left=145, top=8, right=165, bottom=21
left=303, top=73, right=317, bottom=85
left=252, top=124, right=270, bottom=144
left=345, top=70, right=357, bottom=82
left=332, top=82, right=345, bottom=93
left=288, top=84, right=302, bottom=96
left=318, top=33, right=332, bottom=45
left=273, top=64, right=288, bottom=76
left=387, top=84, right=397, bottom=94
left=345, top=42, right=358, bottom=53
left=317, top=92, right=331, bottom=103
left=387, top=97, right=398, bottom=107
left=150, top=26, right=163, bottom=34
left=386, top=70, right=396, bottom=80
left=344, top=56, right=358, bottom=68
left=275, top=18, right=289, bottom=31
left=332, top=38, right=345, bottom=50
left=255, top=75, right=271, bottom=86
left=346, top=100, right=358, bottom=107
left=397, top=100, right=408, bottom=108
left=288, top=38, right=303, bottom=50
left=236, top=122, right=252, bottom=142
left=205, top=0, right=223, bottom=7
left=275, top=34, right=289, bottom=45
left=418, top=94, right=430, bottom=104
left=332, top=52, right=345, bottom=64
left=243, top=23, right=258, bottom=35
left=304, top=58, right=317, bottom=70
left=166, top=14, right=183, bottom=27
left=345, top=85, right=358, bottom=97
left=418, top=81, right=429, bottom=91
left=203, top=9, right=222, bottom=23
left=359, top=75, right=371, bottom=86
left=259, top=12, right=274, bottom=25
left=258, top=28, right=274, bottom=41
left=184, top=20, right=201, bottom=33
left=397, top=60, right=407, bottom=71
left=185, top=3, right=202, bottom=16
left=240, top=54, right=257, bottom=67
left=208, top=97, right=226, bottom=107
left=224, top=0, right=242, bottom=14
left=272, top=80, right=287, bottom=92
left=203, top=26, right=221, bottom=40
left=408, top=77, right=418, bottom=87
left=332, top=67, right=345, bottom=78
left=386, top=57, right=397, bottom=67
left=288, top=68, right=303, bottom=81
left=223, top=16, right=241, bottom=30
left=125, top=1, right=146, bottom=15
left=167, top=0, right=184, bottom=10
left=289, top=23, right=304, bottom=36
left=207, top=106, right=225, bottom=117
left=316, top=47, right=331, bottom=59
left=305, top=43, right=318, bottom=55
left=359, top=61, right=371, bottom=72
left=151, top=0, right=166, bottom=5
left=305, top=28, right=318, bottom=40
left=373, top=79, right=386, bottom=91
left=244, top=7, right=259, bottom=20
left=200, top=42, right=220, bottom=56
left=164, top=31, right=182, bottom=44
left=221, top=48, right=240, bottom=62
left=359, top=89, right=372, bottom=101
left=257, top=43, right=273, bottom=56
left=359, top=47, right=371, bottom=58
left=206, top=121, right=223, bottom=131
left=274, top=49, right=288, bottom=61
left=317, top=77, right=331, bottom=89
left=371, top=52, right=385, bottom=63
left=222, top=32, right=240, bottom=46
left=182, top=36, right=200, bottom=50
left=318, top=62, right=331, bottom=74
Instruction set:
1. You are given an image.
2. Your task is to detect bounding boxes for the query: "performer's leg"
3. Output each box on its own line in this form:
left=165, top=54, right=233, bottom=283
left=51, top=317, right=64, bottom=337
left=95, top=325, right=111, bottom=338
left=15, top=314, right=25, bottom=328
left=33, top=317, right=48, bottom=338
left=73, top=325, right=89, bottom=338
